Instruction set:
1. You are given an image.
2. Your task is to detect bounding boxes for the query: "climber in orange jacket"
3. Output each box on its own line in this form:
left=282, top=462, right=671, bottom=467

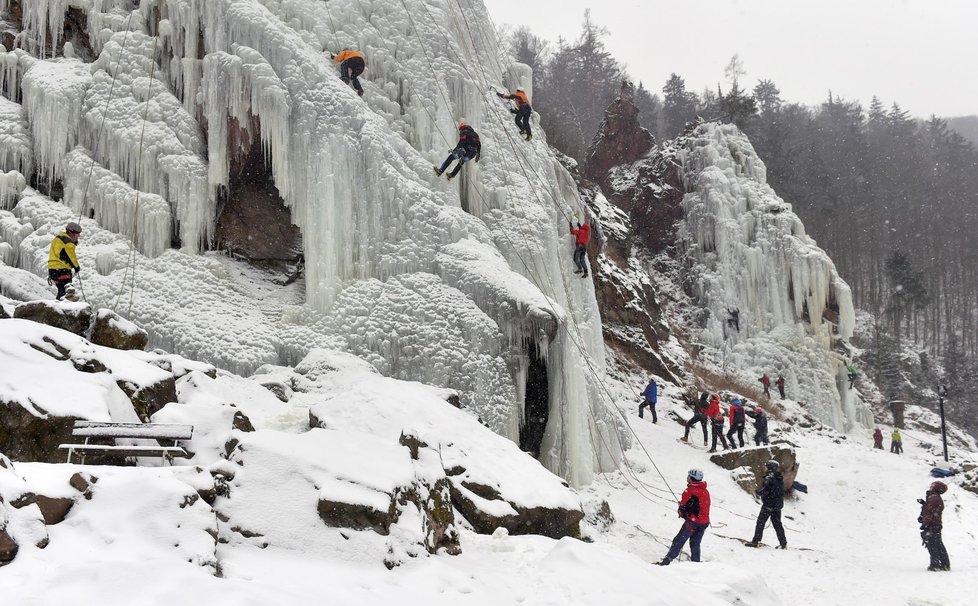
left=496, top=88, right=532, bottom=140
left=331, top=49, right=366, bottom=96
left=569, top=219, right=590, bottom=278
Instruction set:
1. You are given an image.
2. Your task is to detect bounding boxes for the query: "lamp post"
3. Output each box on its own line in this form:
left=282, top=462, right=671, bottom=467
left=938, top=385, right=948, bottom=463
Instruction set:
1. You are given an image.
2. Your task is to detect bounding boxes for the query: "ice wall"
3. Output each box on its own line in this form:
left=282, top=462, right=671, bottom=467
left=0, top=0, right=622, bottom=485
left=679, top=123, right=871, bottom=431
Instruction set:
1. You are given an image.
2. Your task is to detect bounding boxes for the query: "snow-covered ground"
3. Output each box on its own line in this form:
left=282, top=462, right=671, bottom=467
left=2, top=318, right=976, bottom=605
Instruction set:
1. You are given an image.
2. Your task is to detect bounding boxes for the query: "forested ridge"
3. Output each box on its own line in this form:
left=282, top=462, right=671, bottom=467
left=505, top=15, right=978, bottom=400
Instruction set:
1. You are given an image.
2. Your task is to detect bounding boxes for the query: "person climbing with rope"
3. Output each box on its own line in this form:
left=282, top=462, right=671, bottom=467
left=331, top=48, right=366, bottom=96
left=569, top=218, right=590, bottom=278
left=496, top=88, right=532, bottom=141
left=48, top=222, right=82, bottom=301
left=434, top=121, right=481, bottom=180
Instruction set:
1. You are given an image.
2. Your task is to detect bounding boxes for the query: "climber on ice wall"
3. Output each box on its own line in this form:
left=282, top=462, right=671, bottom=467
left=496, top=88, right=532, bottom=140
left=569, top=219, right=590, bottom=278
left=331, top=49, right=366, bottom=96
left=434, top=122, right=481, bottom=180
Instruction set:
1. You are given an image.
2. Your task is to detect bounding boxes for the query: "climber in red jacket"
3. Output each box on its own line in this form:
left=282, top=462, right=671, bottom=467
left=569, top=220, right=590, bottom=278
left=658, top=469, right=711, bottom=565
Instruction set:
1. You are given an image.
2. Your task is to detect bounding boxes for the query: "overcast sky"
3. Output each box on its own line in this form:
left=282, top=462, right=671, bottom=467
left=481, top=0, right=978, bottom=118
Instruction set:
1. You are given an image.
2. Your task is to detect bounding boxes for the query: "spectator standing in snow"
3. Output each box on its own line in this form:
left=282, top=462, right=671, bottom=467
left=759, top=374, right=771, bottom=398
left=746, top=405, right=769, bottom=445
left=891, top=429, right=903, bottom=454
left=726, top=398, right=747, bottom=448
left=48, top=222, right=82, bottom=301
left=873, top=428, right=884, bottom=449
left=657, top=469, right=711, bottom=565
left=775, top=374, right=786, bottom=399
left=918, top=481, right=950, bottom=571
left=434, top=122, right=481, bottom=181
left=569, top=220, right=591, bottom=278
left=496, top=88, right=532, bottom=140
left=681, top=392, right=710, bottom=446
left=639, top=378, right=657, bottom=422
left=745, top=460, right=788, bottom=549
left=708, top=413, right=727, bottom=453
left=331, top=49, right=366, bottom=96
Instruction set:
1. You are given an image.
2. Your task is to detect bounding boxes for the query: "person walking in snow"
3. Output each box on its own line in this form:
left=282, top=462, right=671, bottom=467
left=708, top=409, right=728, bottom=453
left=847, top=364, right=859, bottom=389
left=873, top=427, right=884, bottom=449
left=47, top=222, right=82, bottom=301
left=657, top=469, right=711, bottom=565
left=745, top=460, right=788, bottom=549
left=726, top=398, right=747, bottom=448
left=434, top=122, right=481, bottom=181
left=775, top=374, right=786, bottom=399
left=681, top=392, right=710, bottom=446
left=331, top=49, right=366, bottom=96
left=918, top=481, right=950, bottom=571
left=891, top=428, right=903, bottom=454
left=758, top=374, right=771, bottom=398
left=639, top=378, right=657, bottom=422
left=496, top=88, right=532, bottom=141
left=569, top=219, right=590, bottom=278
left=747, top=405, right=769, bottom=446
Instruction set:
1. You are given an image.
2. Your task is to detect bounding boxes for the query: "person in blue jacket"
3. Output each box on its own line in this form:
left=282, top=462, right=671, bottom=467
left=639, top=378, right=658, bottom=422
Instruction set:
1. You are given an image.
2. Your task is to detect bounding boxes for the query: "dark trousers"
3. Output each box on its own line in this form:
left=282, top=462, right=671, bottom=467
left=923, top=527, right=950, bottom=570
left=752, top=506, right=787, bottom=547
left=340, top=57, right=365, bottom=94
left=665, top=520, right=708, bottom=562
left=49, top=269, right=73, bottom=300
left=514, top=105, right=531, bottom=136
left=573, top=245, right=588, bottom=274
left=727, top=422, right=745, bottom=447
left=438, top=148, right=473, bottom=177
left=777, top=386, right=785, bottom=399
left=762, top=385, right=770, bottom=397
left=891, top=441, right=902, bottom=454
left=848, top=374, right=857, bottom=389
left=639, top=399, right=656, bottom=422
left=754, top=430, right=769, bottom=446
left=873, top=440, right=883, bottom=449
left=710, top=425, right=728, bottom=450
left=684, top=413, right=708, bottom=442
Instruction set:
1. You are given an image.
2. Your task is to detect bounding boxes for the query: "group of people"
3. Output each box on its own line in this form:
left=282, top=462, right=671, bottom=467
left=675, top=390, right=769, bottom=452
left=758, top=373, right=787, bottom=399
left=873, top=426, right=903, bottom=454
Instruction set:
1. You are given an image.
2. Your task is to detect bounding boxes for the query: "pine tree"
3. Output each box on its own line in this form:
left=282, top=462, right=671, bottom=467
left=661, top=74, right=697, bottom=136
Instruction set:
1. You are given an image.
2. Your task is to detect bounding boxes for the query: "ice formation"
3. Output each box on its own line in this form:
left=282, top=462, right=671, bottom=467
left=0, top=0, right=622, bottom=485
left=679, top=122, right=872, bottom=431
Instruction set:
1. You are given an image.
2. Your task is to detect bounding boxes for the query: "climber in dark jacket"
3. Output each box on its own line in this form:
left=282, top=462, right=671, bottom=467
left=918, top=481, right=950, bottom=571
left=746, top=406, right=769, bottom=445
left=496, top=88, right=532, bottom=140
left=639, top=378, right=657, bottom=422
left=681, top=392, right=710, bottom=445
left=745, top=460, right=787, bottom=549
left=726, top=399, right=747, bottom=448
left=434, top=122, right=481, bottom=180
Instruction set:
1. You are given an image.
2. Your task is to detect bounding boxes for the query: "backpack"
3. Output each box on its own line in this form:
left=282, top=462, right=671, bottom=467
left=733, top=405, right=745, bottom=424
left=680, top=495, right=700, bottom=518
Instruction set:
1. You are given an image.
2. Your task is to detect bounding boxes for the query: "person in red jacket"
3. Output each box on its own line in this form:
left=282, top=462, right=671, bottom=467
left=569, top=220, right=590, bottom=278
left=775, top=374, right=786, bottom=399
left=873, top=427, right=884, bottom=449
left=759, top=373, right=771, bottom=398
left=331, top=49, right=366, bottom=96
left=918, top=481, right=950, bottom=571
left=658, top=469, right=711, bottom=565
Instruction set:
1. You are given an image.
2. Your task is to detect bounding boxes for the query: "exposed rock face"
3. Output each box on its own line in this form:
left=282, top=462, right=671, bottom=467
left=0, top=403, right=75, bottom=463
left=117, top=376, right=177, bottom=420
left=13, top=301, right=92, bottom=336
left=584, top=81, right=655, bottom=179
left=89, top=309, right=149, bottom=351
left=709, top=446, right=799, bottom=495
left=318, top=495, right=395, bottom=535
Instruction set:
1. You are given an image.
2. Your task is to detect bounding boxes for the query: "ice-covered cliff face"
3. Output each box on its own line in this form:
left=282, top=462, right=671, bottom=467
left=678, top=122, right=872, bottom=432
left=0, top=0, right=622, bottom=485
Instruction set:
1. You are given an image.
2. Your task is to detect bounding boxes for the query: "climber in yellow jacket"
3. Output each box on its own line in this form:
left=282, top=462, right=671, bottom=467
left=48, top=222, right=81, bottom=301
left=331, top=49, right=366, bottom=96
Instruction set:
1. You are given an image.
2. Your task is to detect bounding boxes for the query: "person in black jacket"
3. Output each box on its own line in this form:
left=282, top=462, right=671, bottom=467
left=918, top=481, right=950, bottom=571
left=680, top=392, right=709, bottom=446
left=746, top=406, right=769, bottom=445
left=745, top=460, right=787, bottom=549
left=434, top=122, right=481, bottom=180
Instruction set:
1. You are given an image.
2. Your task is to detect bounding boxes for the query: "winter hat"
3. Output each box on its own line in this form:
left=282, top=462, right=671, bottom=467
left=929, top=481, right=947, bottom=494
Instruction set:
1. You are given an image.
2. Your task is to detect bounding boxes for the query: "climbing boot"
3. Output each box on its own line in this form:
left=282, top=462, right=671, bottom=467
left=433, top=166, right=443, bottom=176
left=744, top=541, right=760, bottom=548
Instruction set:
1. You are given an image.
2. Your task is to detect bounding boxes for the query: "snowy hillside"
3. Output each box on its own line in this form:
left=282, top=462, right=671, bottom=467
left=0, top=0, right=619, bottom=485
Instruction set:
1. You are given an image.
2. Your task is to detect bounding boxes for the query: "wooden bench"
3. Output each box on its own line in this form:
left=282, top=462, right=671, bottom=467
left=59, top=421, right=194, bottom=465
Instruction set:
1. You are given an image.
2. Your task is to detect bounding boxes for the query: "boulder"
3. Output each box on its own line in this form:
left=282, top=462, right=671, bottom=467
left=231, top=410, right=255, bottom=432
left=0, top=402, right=75, bottom=463
left=13, top=300, right=92, bottom=336
left=89, top=309, right=148, bottom=351
left=709, top=446, right=799, bottom=495
left=0, top=527, right=17, bottom=565
left=117, top=376, right=177, bottom=420
left=318, top=495, right=395, bottom=535
left=33, top=495, right=75, bottom=525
